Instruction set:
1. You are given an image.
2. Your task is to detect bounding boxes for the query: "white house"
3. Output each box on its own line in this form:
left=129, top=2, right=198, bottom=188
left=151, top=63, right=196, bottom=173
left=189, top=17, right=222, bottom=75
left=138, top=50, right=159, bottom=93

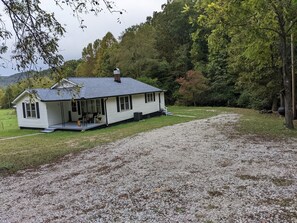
left=12, top=72, right=166, bottom=131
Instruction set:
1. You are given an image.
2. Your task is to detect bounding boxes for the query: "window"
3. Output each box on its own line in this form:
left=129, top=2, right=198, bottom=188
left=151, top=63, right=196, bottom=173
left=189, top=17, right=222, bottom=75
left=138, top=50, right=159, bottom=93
left=96, top=99, right=101, bottom=114
left=90, top=100, right=96, bottom=113
left=23, top=102, right=39, bottom=119
left=120, top=96, right=130, bottom=111
left=145, top=93, right=155, bottom=103
left=81, top=101, right=87, bottom=113
left=117, top=96, right=132, bottom=112
left=71, top=101, right=77, bottom=112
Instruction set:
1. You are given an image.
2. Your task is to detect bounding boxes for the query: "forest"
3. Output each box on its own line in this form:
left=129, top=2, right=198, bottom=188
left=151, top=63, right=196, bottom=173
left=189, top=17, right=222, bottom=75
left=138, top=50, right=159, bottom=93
left=1, top=0, right=297, bottom=127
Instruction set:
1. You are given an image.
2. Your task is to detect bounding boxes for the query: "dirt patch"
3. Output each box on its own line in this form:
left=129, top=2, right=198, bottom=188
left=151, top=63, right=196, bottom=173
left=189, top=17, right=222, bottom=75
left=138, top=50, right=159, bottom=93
left=0, top=114, right=296, bottom=222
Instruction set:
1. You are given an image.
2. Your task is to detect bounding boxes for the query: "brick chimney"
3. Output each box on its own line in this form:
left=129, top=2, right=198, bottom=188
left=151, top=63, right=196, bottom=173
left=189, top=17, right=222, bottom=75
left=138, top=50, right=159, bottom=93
left=113, top=68, right=121, bottom=83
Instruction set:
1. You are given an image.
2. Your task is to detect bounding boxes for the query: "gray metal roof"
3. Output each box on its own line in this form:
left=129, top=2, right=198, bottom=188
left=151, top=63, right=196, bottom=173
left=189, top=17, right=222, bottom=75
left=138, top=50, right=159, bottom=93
left=32, top=77, right=162, bottom=102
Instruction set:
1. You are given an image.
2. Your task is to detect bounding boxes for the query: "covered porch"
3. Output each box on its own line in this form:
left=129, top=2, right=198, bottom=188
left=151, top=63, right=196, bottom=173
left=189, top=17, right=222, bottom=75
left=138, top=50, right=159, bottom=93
left=46, top=98, right=107, bottom=131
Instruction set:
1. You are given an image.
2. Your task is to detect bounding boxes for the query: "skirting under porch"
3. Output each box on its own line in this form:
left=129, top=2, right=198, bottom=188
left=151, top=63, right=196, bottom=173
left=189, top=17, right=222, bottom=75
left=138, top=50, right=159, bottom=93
left=47, top=122, right=105, bottom=132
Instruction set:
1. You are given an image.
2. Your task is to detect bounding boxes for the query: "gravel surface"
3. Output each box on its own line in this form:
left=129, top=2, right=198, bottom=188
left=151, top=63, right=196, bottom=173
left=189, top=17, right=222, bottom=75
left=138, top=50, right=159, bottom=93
left=0, top=114, right=297, bottom=223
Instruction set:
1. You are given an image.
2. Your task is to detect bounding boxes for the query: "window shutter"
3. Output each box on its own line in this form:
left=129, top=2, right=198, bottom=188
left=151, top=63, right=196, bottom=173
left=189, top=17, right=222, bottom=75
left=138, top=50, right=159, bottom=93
left=130, top=95, right=133, bottom=109
left=77, top=101, right=81, bottom=115
left=153, top=92, right=156, bottom=101
left=101, top=98, right=105, bottom=115
left=36, top=102, right=40, bottom=119
left=22, top=103, right=26, bottom=118
left=116, top=97, right=120, bottom=112
left=145, top=93, right=147, bottom=103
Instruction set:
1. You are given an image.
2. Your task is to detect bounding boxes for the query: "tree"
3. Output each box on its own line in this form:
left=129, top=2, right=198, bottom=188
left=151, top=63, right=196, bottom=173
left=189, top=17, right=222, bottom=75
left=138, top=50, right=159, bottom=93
left=58, top=60, right=81, bottom=78
left=0, top=0, right=120, bottom=73
left=114, top=24, right=159, bottom=78
left=75, top=41, right=99, bottom=76
left=151, top=0, right=196, bottom=104
left=0, top=88, right=5, bottom=108
left=193, top=0, right=297, bottom=129
left=93, top=32, right=118, bottom=76
left=176, top=70, right=208, bottom=106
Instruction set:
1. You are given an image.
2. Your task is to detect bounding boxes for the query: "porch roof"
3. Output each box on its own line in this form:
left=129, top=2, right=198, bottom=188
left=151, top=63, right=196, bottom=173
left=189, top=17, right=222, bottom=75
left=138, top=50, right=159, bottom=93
left=20, top=77, right=163, bottom=102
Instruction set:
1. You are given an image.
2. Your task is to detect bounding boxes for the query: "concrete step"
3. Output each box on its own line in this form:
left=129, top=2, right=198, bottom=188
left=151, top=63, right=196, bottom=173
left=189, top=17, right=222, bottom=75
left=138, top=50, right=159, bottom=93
left=41, top=128, right=56, bottom=133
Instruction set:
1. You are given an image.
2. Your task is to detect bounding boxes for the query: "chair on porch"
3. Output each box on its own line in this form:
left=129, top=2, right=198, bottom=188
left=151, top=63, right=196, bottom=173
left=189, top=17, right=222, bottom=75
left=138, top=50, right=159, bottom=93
left=79, top=112, right=88, bottom=126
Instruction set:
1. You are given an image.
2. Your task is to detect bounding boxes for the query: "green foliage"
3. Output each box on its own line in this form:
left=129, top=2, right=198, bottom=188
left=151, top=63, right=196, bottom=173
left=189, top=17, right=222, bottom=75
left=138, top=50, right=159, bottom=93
left=74, top=32, right=118, bottom=77
left=58, top=60, right=81, bottom=78
left=3, top=0, right=295, bottom=120
left=75, top=42, right=98, bottom=76
left=190, top=0, right=297, bottom=128
left=0, top=88, right=4, bottom=107
left=150, top=0, right=196, bottom=104
left=114, top=24, right=158, bottom=78
left=136, top=76, right=160, bottom=88
left=93, top=32, right=118, bottom=76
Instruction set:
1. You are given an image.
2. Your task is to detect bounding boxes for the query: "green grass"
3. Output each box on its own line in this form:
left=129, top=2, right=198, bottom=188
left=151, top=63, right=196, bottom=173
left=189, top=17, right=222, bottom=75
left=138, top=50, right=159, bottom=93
left=229, top=108, right=297, bottom=138
left=0, top=109, right=39, bottom=138
left=0, top=106, right=219, bottom=174
left=0, top=106, right=296, bottom=174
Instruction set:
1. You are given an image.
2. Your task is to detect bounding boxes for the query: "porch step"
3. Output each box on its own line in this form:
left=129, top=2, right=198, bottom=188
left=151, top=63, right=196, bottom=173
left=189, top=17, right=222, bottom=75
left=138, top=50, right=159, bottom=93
left=41, top=128, right=56, bottom=133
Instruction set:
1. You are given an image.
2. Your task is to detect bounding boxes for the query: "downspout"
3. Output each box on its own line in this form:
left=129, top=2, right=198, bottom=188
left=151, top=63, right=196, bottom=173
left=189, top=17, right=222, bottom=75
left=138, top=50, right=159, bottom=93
left=60, top=102, right=65, bottom=127
left=104, top=98, right=108, bottom=126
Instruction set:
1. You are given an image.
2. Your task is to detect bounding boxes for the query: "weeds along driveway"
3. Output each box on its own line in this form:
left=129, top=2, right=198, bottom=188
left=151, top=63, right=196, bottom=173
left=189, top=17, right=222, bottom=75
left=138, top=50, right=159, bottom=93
left=0, top=114, right=296, bottom=223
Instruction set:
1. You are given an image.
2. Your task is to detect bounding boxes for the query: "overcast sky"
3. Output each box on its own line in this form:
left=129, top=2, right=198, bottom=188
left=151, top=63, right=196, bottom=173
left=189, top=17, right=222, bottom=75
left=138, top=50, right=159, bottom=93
left=0, top=0, right=167, bottom=76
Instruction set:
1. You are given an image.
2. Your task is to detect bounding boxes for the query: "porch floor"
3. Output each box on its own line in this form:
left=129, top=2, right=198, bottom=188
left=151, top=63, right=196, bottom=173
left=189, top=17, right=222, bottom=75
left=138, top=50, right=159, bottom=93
left=49, top=122, right=105, bottom=131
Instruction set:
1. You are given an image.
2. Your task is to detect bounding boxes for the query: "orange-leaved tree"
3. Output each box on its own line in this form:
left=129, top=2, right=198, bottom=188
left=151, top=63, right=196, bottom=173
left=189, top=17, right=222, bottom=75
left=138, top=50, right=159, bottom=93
left=176, top=70, right=208, bottom=106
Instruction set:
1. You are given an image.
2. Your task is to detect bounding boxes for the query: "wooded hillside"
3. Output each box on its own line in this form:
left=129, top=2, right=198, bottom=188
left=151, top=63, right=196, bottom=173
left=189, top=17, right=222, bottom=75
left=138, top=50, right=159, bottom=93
left=1, top=0, right=296, bottom=127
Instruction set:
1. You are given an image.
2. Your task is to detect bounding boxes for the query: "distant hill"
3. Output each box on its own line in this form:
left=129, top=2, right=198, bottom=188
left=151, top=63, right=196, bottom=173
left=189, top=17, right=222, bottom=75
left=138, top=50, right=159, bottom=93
left=0, top=69, right=52, bottom=88
left=0, top=72, right=29, bottom=88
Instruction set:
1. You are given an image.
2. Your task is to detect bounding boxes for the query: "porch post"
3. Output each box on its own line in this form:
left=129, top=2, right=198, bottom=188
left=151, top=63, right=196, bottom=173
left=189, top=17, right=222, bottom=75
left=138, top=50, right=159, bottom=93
left=60, top=102, right=65, bottom=127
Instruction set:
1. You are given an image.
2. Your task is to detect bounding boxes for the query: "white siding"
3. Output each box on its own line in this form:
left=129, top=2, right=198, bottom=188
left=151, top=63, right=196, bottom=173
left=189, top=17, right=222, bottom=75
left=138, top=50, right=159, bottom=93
left=106, top=93, right=164, bottom=125
left=159, top=92, right=165, bottom=110
left=133, top=94, right=159, bottom=115
left=106, top=97, right=132, bottom=124
left=16, top=96, right=49, bottom=128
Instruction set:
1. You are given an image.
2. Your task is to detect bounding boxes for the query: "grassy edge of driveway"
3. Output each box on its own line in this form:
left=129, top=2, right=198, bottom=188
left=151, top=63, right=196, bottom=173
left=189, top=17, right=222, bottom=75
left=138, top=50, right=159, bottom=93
left=1, top=106, right=296, bottom=175
left=0, top=106, right=221, bottom=174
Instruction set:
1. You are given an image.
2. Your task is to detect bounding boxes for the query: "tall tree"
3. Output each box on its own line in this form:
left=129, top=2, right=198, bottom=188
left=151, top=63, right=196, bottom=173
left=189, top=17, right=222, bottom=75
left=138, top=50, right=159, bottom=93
left=193, top=0, right=297, bottom=128
left=93, top=32, right=118, bottom=76
left=151, top=0, right=196, bottom=104
left=75, top=40, right=99, bottom=76
left=114, top=24, right=159, bottom=78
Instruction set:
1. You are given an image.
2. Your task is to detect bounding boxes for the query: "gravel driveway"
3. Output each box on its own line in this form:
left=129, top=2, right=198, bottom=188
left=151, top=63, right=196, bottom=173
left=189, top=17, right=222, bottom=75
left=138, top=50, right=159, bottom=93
left=0, top=114, right=296, bottom=223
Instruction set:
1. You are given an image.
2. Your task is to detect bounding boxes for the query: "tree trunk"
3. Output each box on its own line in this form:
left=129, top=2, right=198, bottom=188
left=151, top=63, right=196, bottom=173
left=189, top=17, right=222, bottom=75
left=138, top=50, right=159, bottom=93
left=271, top=97, right=278, bottom=111
left=281, top=34, right=294, bottom=129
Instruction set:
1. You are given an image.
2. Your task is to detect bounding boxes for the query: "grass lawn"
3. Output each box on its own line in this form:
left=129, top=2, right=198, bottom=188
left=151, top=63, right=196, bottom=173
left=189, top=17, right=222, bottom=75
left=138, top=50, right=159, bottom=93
left=0, top=106, right=296, bottom=174
left=0, top=109, right=40, bottom=138
left=0, top=106, right=221, bottom=174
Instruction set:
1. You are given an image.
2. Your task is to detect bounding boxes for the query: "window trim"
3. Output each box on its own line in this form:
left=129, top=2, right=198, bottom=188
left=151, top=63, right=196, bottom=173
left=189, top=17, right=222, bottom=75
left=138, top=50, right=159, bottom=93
left=22, top=102, right=40, bottom=119
left=117, top=95, right=132, bottom=112
left=145, top=92, right=155, bottom=103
